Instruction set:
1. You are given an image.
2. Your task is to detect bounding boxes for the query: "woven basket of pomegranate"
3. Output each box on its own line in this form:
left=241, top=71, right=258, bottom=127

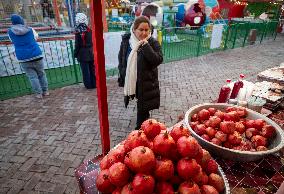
left=184, top=103, right=284, bottom=162
left=94, top=119, right=230, bottom=194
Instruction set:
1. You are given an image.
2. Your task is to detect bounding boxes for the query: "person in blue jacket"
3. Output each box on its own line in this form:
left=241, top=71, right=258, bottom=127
left=8, top=14, right=49, bottom=99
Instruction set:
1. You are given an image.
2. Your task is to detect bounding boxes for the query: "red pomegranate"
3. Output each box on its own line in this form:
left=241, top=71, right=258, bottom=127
left=141, top=119, right=163, bottom=140
left=215, top=131, right=227, bottom=142
left=100, top=155, right=109, bottom=170
left=253, top=119, right=266, bottom=130
left=214, top=111, right=224, bottom=120
left=245, top=120, right=255, bottom=129
left=201, top=134, right=210, bottom=141
left=210, top=138, right=222, bottom=146
left=251, top=135, right=267, bottom=147
left=190, top=121, right=200, bottom=130
left=154, top=157, right=174, bottom=181
left=205, top=127, right=217, bottom=139
left=128, top=146, right=156, bottom=173
left=177, top=158, right=201, bottom=180
left=155, top=182, right=174, bottom=194
left=208, top=173, right=225, bottom=192
left=121, top=183, right=135, bottom=194
left=191, top=113, right=199, bottom=122
left=108, top=144, right=126, bottom=167
left=194, top=124, right=207, bottom=135
left=109, top=162, right=130, bottom=187
left=208, top=108, right=217, bottom=116
left=205, top=159, right=218, bottom=174
left=208, top=116, right=221, bottom=128
left=124, top=153, right=133, bottom=170
left=225, top=111, right=237, bottom=121
left=153, top=131, right=175, bottom=157
left=235, top=121, right=246, bottom=134
left=177, top=136, right=202, bottom=158
left=178, top=181, right=201, bottom=194
left=198, top=109, right=210, bottom=121
left=96, top=169, right=116, bottom=193
left=193, top=169, right=208, bottom=186
left=200, top=185, right=218, bottom=194
left=261, top=125, right=276, bottom=138
left=220, top=121, right=235, bottom=134
left=124, top=130, right=150, bottom=152
left=196, top=149, right=211, bottom=168
left=228, top=131, right=242, bottom=145
left=170, top=123, right=190, bottom=142
left=132, top=173, right=155, bottom=194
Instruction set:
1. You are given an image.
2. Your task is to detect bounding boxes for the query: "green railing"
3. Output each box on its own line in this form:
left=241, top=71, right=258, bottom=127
left=0, top=20, right=279, bottom=100
left=0, top=37, right=83, bottom=100
left=162, top=20, right=279, bottom=63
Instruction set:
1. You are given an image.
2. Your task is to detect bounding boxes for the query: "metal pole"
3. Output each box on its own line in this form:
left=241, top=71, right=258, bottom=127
left=90, top=0, right=110, bottom=155
left=66, top=0, right=74, bottom=27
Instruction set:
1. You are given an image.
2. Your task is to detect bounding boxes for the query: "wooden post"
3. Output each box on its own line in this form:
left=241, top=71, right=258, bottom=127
left=52, top=0, right=62, bottom=27
left=90, top=0, right=110, bottom=155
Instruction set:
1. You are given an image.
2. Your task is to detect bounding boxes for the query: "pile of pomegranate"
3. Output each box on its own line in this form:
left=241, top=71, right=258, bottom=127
left=96, top=119, right=226, bottom=194
left=190, top=106, right=276, bottom=152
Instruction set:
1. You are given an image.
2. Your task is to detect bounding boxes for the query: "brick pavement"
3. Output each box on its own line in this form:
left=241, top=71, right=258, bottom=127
left=0, top=35, right=284, bottom=193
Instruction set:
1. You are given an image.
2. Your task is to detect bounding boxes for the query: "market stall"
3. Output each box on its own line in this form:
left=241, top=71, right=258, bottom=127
left=74, top=101, right=284, bottom=193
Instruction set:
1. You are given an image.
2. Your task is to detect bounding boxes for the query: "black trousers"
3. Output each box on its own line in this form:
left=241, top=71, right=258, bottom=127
left=80, top=61, right=96, bottom=89
left=136, top=109, right=150, bottom=130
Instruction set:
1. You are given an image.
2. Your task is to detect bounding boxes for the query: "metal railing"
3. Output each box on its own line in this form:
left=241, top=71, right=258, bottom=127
left=162, top=20, right=279, bottom=63
left=0, top=36, right=83, bottom=100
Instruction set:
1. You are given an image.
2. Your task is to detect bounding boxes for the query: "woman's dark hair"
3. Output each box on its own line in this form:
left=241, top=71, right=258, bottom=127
left=133, top=16, right=151, bottom=30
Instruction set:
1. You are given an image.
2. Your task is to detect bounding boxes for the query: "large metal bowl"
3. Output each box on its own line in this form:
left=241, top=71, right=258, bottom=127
left=184, top=103, right=284, bottom=162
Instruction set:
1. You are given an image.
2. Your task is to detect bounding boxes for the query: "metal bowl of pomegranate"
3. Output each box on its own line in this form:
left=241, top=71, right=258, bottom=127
left=184, top=103, right=284, bottom=162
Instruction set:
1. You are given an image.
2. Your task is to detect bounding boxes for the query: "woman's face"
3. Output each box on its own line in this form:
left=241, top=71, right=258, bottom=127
left=134, top=22, right=150, bottom=41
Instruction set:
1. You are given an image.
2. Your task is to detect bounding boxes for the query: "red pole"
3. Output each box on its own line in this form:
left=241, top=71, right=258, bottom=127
left=52, top=0, right=62, bottom=27
left=90, top=0, right=110, bottom=155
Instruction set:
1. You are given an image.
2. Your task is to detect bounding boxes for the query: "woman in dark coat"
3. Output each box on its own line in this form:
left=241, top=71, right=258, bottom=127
left=118, top=16, right=163, bottom=130
left=74, top=13, right=96, bottom=89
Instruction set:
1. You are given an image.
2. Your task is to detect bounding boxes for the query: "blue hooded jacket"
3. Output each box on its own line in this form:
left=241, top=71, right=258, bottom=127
left=8, top=14, right=42, bottom=62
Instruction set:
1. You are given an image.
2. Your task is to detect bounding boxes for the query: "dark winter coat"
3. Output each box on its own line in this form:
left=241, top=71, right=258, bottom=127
left=74, top=29, right=94, bottom=63
left=118, top=33, right=163, bottom=112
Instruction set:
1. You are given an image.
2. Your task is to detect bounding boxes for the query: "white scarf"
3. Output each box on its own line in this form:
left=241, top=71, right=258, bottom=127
left=124, top=27, right=143, bottom=97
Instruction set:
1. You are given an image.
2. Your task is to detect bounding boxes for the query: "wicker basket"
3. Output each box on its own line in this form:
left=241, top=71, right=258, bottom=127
left=184, top=103, right=284, bottom=162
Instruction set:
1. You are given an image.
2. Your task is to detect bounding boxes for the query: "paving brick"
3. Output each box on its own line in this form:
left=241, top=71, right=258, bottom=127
left=65, top=168, right=75, bottom=176
left=50, top=147, right=64, bottom=158
left=12, top=171, right=34, bottom=180
left=19, top=158, right=38, bottom=171
left=29, top=164, right=49, bottom=173
left=52, top=184, right=67, bottom=194
left=34, top=182, right=56, bottom=192
left=50, top=174, right=72, bottom=184
left=45, top=136, right=57, bottom=146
